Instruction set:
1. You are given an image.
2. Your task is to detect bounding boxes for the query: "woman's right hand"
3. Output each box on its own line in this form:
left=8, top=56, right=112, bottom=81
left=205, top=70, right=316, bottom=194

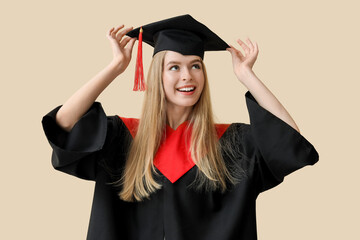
left=107, top=25, right=136, bottom=75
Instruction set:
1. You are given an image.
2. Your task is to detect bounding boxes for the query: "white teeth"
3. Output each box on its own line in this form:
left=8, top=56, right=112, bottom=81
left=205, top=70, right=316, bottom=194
left=177, top=87, right=195, bottom=92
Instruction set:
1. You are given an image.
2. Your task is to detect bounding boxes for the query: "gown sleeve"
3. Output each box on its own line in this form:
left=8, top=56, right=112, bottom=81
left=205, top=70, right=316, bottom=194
left=242, top=91, right=319, bottom=194
left=41, top=102, right=121, bottom=181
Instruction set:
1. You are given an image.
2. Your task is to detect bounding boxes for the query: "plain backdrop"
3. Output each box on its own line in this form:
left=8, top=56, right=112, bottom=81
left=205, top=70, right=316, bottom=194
left=1, top=0, right=359, bottom=239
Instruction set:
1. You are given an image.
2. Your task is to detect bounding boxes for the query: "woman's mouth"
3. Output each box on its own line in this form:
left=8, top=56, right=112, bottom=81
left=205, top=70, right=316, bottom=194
left=177, top=86, right=196, bottom=92
left=176, top=86, right=196, bottom=95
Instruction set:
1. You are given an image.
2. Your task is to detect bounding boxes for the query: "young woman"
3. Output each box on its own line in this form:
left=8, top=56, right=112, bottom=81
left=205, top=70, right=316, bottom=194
left=42, top=15, right=319, bottom=240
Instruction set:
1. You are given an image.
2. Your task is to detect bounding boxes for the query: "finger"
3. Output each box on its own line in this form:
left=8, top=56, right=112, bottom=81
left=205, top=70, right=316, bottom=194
left=226, top=47, right=236, bottom=57
left=228, top=44, right=238, bottom=50
left=226, top=45, right=235, bottom=53
left=227, top=44, right=244, bottom=60
left=126, top=38, right=137, bottom=54
left=246, top=38, right=254, bottom=52
left=115, top=27, right=133, bottom=41
left=107, top=28, right=119, bottom=42
left=237, top=39, right=250, bottom=55
left=120, top=36, right=132, bottom=48
left=231, top=44, right=245, bottom=57
left=226, top=47, right=233, bottom=54
left=107, top=27, right=115, bottom=37
left=110, top=25, right=125, bottom=38
left=254, top=42, right=259, bottom=54
left=232, top=43, right=245, bottom=57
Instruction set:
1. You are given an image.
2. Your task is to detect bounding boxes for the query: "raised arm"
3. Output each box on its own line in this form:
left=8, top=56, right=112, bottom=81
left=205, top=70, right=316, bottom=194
left=56, top=25, right=136, bottom=132
left=227, top=38, right=300, bottom=133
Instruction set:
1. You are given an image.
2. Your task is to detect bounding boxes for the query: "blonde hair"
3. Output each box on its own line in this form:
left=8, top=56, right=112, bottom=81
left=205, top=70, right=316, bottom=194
left=118, top=51, right=237, bottom=202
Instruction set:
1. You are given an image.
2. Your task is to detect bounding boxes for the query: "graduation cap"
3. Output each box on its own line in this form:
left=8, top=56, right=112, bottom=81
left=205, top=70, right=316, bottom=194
left=126, top=14, right=229, bottom=91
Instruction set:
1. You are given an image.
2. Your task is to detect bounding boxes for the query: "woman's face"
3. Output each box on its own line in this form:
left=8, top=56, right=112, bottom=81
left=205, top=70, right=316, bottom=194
left=162, top=51, right=205, bottom=111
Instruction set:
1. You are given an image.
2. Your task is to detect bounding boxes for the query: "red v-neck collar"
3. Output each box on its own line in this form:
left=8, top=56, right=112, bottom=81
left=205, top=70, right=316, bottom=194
left=119, top=116, right=230, bottom=183
left=165, top=120, right=189, bottom=132
left=155, top=121, right=194, bottom=183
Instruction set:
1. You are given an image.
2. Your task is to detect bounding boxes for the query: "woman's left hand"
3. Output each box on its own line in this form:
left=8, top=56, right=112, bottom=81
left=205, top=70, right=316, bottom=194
left=227, top=38, right=259, bottom=83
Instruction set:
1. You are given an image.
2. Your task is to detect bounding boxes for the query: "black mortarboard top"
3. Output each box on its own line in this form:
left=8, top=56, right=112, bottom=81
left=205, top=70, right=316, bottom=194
left=126, top=14, right=229, bottom=59
left=126, top=14, right=229, bottom=91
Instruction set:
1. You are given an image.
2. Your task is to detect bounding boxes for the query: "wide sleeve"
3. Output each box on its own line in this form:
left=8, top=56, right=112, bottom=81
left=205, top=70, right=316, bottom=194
left=242, top=91, right=319, bottom=194
left=41, top=102, right=120, bottom=181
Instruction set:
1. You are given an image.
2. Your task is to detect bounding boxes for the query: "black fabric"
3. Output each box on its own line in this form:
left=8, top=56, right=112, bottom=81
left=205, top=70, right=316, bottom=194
left=42, top=102, right=107, bottom=180
left=41, top=91, right=319, bottom=240
left=126, top=14, right=229, bottom=58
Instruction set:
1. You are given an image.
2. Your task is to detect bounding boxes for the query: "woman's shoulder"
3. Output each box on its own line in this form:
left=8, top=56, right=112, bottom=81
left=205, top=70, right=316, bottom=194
left=215, top=122, right=249, bottom=139
left=117, top=116, right=139, bottom=139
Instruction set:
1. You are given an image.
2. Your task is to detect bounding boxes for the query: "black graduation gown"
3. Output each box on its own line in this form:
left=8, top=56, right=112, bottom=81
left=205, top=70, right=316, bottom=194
left=41, top=91, right=319, bottom=240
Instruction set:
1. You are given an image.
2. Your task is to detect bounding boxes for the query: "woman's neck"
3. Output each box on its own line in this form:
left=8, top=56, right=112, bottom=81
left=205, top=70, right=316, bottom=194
left=166, top=105, right=192, bottom=130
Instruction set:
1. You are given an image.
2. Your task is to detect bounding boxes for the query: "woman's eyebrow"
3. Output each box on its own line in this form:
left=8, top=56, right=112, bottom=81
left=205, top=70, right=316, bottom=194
left=166, top=59, right=201, bottom=66
left=190, top=59, right=202, bottom=64
left=166, top=61, right=180, bottom=66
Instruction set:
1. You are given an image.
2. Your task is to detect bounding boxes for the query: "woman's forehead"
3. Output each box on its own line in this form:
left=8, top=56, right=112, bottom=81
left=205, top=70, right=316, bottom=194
left=164, top=51, right=202, bottom=63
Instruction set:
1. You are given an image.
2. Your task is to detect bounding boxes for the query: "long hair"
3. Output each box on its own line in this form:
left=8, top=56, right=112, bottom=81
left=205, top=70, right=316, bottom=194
left=118, top=51, right=237, bottom=202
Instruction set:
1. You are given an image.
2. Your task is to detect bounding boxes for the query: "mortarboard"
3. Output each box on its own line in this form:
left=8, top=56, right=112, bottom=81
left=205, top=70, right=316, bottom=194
left=126, top=14, right=229, bottom=91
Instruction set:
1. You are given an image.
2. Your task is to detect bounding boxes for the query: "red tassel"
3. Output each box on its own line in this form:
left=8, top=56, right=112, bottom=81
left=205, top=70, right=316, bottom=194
left=134, top=27, right=145, bottom=91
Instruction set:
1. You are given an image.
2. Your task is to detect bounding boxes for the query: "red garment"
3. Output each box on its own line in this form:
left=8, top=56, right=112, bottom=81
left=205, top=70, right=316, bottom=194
left=120, top=117, right=230, bottom=183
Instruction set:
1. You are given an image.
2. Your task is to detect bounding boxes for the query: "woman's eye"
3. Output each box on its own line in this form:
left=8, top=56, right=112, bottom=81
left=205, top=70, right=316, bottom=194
left=192, top=64, right=201, bottom=69
left=170, top=65, right=179, bottom=71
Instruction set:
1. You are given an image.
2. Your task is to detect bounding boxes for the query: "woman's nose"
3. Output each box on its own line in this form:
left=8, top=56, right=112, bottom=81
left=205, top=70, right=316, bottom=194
left=181, top=68, right=192, bottom=81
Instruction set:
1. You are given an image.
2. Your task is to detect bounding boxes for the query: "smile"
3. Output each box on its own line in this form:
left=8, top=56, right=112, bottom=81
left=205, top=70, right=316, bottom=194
left=176, top=86, right=196, bottom=92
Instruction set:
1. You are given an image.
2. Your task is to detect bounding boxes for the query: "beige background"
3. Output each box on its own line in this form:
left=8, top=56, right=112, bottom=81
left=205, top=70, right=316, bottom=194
left=1, top=0, right=359, bottom=239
